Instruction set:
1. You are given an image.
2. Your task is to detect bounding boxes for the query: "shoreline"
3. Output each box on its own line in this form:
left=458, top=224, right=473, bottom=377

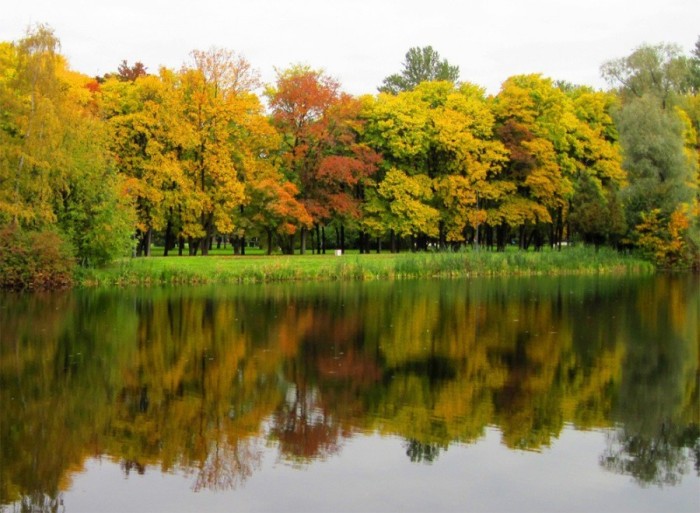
left=73, top=247, right=656, bottom=288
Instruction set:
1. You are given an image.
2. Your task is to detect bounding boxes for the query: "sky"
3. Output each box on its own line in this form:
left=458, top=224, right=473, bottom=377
left=2, top=0, right=699, bottom=96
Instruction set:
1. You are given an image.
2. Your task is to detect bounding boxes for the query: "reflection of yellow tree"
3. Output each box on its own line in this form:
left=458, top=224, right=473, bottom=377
left=104, top=289, right=286, bottom=488
left=0, top=291, right=136, bottom=506
left=1, top=276, right=697, bottom=504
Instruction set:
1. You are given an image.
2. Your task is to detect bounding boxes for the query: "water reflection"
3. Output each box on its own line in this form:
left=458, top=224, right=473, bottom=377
left=0, top=276, right=697, bottom=509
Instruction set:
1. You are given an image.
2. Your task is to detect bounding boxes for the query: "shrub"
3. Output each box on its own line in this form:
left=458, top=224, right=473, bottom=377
left=0, top=224, right=76, bottom=290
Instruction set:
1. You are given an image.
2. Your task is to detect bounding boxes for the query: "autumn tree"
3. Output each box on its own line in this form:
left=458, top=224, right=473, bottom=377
left=0, top=25, right=133, bottom=269
left=362, top=81, right=507, bottom=250
left=117, top=60, right=148, bottom=81
left=176, top=49, right=265, bottom=255
left=490, top=75, right=626, bottom=251
left=379, top=46, right=460, bottom=94
left=101, top=69, right=188, bottom=256
left=562, top=85, right=627, bottom=248
left=266, top=66, right=378, bottom=254
left=421, top=82, right=508, bottom=247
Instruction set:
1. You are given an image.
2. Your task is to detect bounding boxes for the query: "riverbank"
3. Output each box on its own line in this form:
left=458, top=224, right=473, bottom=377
left=75, top=246, right=655, bottom=287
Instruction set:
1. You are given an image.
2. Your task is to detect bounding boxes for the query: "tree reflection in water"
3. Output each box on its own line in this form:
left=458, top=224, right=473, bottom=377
left=0, top=275, right=697, bottom=508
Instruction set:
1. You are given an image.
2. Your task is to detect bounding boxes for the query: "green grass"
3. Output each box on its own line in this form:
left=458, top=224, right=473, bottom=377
left=75, top=245, right=655, bottom=287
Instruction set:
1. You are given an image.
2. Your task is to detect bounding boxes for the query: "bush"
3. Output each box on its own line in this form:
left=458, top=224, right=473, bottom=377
left=0, top=224, right=76, bottom=290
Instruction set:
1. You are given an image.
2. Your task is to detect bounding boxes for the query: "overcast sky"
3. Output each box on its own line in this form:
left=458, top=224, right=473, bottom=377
left=3, top=0, right=698, bottom=95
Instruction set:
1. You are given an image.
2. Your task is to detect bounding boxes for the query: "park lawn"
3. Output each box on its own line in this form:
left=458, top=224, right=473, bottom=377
left=75, top=246, right=655, bottom=287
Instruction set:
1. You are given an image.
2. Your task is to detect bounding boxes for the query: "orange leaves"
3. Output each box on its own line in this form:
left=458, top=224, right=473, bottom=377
left=267, top=65, right=340, bottom=132
left=635, top=207, right=697, bottom=268
left=248, top=174, right=312, bottom=233
left=267, top=66, right=380, bottom=227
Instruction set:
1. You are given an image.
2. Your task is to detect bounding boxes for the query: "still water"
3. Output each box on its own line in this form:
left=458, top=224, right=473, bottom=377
left=1, top=275, right=698, bottom=512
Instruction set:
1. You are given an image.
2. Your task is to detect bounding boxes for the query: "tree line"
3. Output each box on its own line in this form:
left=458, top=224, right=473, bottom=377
left=1, top=25, right=698, bottom=275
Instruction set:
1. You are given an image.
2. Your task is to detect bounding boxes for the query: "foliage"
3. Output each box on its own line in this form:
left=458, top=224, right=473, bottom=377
left=1, top=27, right=699, bottom=278
left=0, top=223, right=75, bottom=289
left=634, top=207, right=699, bottom=269
left=379, top=46, right=460, bottom=94
left=0, top=25, right=134, bottom=267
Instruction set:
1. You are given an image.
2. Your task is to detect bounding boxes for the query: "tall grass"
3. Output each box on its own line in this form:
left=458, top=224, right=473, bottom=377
left=74, top=245, right=655, bottom=288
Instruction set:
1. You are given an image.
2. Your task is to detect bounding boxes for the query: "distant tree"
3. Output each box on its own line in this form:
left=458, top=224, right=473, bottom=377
left=190, top=47, right=260, bottom=95
left=379, top=46, right=459, bottom=94
left=117, top=60, right=148, bottom=81
left=601, top=43, right=693, bottom=108
left=617, top=96, right=693, bottom=223
left=690, top=36, right=700, bottom=93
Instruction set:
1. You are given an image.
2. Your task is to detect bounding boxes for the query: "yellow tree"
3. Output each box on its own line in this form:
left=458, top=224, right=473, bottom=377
left=101, top=70, right=187, bottom=256
left=0, top=25, right=133, bottom=265
left=492, top=75, right=577, bottom=250
left=177, top=49, right=260, bottom=255
left=423, top=82, right=509, bottom=246
left=564, top=86, right=627, bottom=248
left=360, top=87, right=436, bottom=250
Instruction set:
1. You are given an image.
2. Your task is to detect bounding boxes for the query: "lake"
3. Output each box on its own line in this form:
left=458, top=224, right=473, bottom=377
left=1, top=275, right=698, bottom=512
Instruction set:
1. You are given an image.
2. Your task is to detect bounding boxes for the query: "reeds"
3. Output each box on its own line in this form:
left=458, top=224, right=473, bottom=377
left=75, top=246, right=655, bottom=287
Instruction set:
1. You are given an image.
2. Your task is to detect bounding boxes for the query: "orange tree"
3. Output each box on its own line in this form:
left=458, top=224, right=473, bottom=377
left=266, top=66, right=379, bottom=253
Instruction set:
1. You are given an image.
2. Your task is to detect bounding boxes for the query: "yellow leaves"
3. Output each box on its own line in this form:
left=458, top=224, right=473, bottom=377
left=635, top=205, right=697, bottom=268
left=375, top=168, right=440, bottom=237
left=492, top=197, right=552, bottom=227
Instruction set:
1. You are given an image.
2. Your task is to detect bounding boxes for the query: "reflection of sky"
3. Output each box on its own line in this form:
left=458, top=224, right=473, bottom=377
left=60, top=427, right=699, bottom=513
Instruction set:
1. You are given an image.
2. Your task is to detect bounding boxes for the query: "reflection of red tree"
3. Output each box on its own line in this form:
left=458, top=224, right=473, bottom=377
left=271, top=383, right=343, bottom=462
left=317, top=350, right=382, bottom=383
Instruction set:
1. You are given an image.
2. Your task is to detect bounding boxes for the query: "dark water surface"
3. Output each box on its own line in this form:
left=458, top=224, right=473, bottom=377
left=1, top=275, right=698, bottom=512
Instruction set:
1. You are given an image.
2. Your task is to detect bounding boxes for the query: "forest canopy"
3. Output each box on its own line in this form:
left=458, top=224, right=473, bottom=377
left=0, top=25, right=698, bottom=287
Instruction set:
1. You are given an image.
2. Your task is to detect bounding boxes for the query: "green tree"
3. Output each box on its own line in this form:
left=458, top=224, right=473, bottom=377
left=616, top=96, right=696, bottom=241
left=603, top=42, right=699, bottom=267
left=379, top=46, right=460, bottom=94
left=601, top=42, right=695, bottom=108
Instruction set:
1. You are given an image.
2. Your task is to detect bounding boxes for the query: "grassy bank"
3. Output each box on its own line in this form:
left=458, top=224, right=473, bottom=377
left=75, top=246, right=655, bottom=287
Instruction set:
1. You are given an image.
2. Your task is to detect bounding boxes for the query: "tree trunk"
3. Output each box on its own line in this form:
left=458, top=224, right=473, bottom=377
left=497, top=224, right=507, bottom=252
left=163, top=220, right=173, bottom=257
left=266, top=229, right=273, bottom=255
left=390, top=230, right=397, bottom=253
left=340, top=224, right=345, bottom=254
left=439, top=221, right=446, bottom=251
left=232, top=236, right=241, bottom=255
left=200, top=237, right=209, bottom=256
left=144, top=228, right=152, bottom=257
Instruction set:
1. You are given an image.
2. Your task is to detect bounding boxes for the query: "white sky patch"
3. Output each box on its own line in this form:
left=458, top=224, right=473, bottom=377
left=2, top=0, right=698, bottom=95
